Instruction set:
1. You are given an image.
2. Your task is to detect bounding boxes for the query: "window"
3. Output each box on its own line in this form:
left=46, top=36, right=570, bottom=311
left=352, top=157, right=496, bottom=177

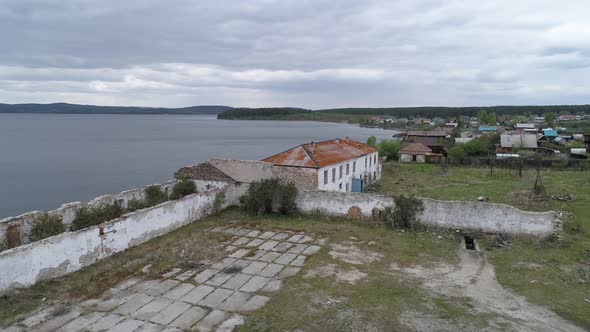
left=339, top=183, right=342, bottom=190
left=346, top=183, right=349, bottom=192
left=374, top=155, right=377, bottom=164
left=332, top=168, right=336, bottom=182
left=324, top=170, right=328, bottom=184
left=373, top=171, right=376, bottom=179
left=365, top=157, right=367, bottom=167
left=339, top=165, right=343, bottom=178
left=352, top=161, right=356, bottom=172
left=346, top=163, right=350, bottom=175
left=369, top=156, right=372, bottom=166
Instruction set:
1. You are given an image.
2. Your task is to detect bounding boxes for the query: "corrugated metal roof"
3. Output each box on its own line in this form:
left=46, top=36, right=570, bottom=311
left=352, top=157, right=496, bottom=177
left=543, top=129, right=558, bottom=137
left=400, top=143, right=432, bottom=155
left=262, top=138, right=377, bottom=168
left=406, top=130, right=449, bottom=137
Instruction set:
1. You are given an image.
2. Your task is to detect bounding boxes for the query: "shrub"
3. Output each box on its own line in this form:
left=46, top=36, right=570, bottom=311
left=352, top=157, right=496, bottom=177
left=170, top=178, right=197, bottom=200
left=71, top=203, right=124, bottom=231
left=145, top=185, right=169, bottom=206
left=29, top=213, right=66, bottom=241
left=127, top=198, right=147, bottom=212
left=240, top=179, right=298, bottom=215
left=212, top=191, right=226, bottom=213
left=449, top=144, right=466, bottom=159
left=385, top=194, right=424, bottom=230
left=378, top=140, right=401, bottom=161
left=278, top=183, right=298, bottom=214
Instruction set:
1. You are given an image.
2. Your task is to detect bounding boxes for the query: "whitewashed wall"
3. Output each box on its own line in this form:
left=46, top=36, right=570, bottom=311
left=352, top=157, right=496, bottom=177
left=0, top=184, right=247, bottom=293
left=317, top=152, right=380, bottom=192
left=0, top=180, right=211, bottom=249
left=297, top=190, right=558, bottom=237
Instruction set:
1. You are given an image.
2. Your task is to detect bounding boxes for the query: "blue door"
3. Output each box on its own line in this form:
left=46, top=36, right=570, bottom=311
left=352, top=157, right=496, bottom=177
left=352, top=178, right=363, bottom=192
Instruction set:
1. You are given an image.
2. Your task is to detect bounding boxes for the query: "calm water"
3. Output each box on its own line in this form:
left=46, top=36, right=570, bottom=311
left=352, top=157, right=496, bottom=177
left=0, top=114, right=396, bottom=217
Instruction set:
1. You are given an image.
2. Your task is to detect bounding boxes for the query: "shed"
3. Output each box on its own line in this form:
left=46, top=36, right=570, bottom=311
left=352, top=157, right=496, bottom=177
left=399, top=143, right=433, bottom=163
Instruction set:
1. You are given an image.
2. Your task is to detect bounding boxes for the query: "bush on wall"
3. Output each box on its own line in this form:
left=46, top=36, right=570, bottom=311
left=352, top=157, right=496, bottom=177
left=145, top=185, right=169, bottom=206
left=71, top=203, right=124, bottom=231
left=126, top=185, right=170, bottom=212
left=29, top=213, right=66, bottom=242
left=383, top=194, right=424, bottom=230
left=240, top=178, right=298, bottom=215
left=170, top=178, right=197, bottom=200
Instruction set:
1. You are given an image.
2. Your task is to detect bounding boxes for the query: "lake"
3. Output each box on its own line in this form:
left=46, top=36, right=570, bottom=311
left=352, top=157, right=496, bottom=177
left=0, top=114, right=397, bottom=217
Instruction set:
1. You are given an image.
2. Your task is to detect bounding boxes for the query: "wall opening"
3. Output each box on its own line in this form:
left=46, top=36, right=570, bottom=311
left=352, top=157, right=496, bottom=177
left=464, top=236, right=476, bottom=250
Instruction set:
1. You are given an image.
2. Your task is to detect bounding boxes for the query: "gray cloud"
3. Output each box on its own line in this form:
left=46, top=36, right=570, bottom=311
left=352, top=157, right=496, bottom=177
left=0, top=0, right=589, bottom=108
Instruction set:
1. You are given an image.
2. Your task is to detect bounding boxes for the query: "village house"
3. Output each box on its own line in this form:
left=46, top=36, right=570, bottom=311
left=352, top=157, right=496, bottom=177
left=515, top=123, right=537, bottom=132
left=399, top=143, right=442, bottom=163
left=262, top=138, right=380, bottom=193
left=499, top=132, right=538, bottom=152
left=403, top=130, right=451, bottom=157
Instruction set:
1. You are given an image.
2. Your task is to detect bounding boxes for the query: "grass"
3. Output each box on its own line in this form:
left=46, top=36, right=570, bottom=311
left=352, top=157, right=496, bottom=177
left=377, top=162, right=590, bottom=328
left=1, top=208, right=474, bottom=330
left=230, top=211, right=498, bottom=331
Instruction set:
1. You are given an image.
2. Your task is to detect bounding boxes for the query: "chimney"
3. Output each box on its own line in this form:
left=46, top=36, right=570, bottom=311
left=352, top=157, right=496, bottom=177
left=309, top=142, right=315, bottom=155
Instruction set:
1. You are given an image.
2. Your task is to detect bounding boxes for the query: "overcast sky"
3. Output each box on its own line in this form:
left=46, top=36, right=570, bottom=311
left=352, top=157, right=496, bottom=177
left=1, top=0, right=589, bottom=108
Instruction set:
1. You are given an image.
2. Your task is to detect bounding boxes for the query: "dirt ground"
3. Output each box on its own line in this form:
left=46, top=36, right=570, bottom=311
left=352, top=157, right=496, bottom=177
left=392, top=243, right=585, bottom=332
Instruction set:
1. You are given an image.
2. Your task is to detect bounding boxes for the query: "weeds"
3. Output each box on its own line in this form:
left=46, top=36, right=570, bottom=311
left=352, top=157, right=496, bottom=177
left=70, top=203, right=123, bottom=231
left=28, top=213, right=66, bottom=242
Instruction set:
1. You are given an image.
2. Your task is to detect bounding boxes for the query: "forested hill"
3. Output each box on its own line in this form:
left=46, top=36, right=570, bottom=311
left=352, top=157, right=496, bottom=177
left=0, top=103, right=232, bottom=115
left=217, top=107, right=312, bottom=119
left=217, top=105, right=590, bottom=120
left=319, top=105, right=590, bottom=118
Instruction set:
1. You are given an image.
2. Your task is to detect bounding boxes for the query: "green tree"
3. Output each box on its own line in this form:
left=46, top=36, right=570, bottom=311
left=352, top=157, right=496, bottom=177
left=378, top=140, right=401, bottom=161
left=448, top=144, right=466, bottom=159
left=367, top=136, right=377, bottom=147
left=545, top=112, right=556, bottom=126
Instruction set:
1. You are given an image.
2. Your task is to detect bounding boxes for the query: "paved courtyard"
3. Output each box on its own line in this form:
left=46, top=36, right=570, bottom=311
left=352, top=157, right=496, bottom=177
left=9, top=227, right=323, bottom=332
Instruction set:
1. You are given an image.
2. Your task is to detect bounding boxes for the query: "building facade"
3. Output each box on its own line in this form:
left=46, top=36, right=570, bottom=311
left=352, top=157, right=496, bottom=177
left=262, top=138, right=380, bottom=193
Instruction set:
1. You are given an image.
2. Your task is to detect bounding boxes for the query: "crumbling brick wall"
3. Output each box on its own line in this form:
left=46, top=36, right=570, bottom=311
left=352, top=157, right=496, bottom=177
left=272, top=166, right=318, bottom=190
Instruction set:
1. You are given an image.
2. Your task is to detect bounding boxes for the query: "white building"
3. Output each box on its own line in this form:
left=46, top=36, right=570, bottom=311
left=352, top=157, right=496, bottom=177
left=500, top=132, right=538, bottom=149
left=262, top=138, right=380, bottom=192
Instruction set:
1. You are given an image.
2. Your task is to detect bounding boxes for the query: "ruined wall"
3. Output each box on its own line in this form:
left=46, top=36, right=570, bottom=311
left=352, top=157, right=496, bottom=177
left=272, top=166, right=318, bottom=190
left=0, top=184, right=245, bottom=293
left=296, top=190, right=558, bottom=237
left=0, top=179, right=219, bottom=250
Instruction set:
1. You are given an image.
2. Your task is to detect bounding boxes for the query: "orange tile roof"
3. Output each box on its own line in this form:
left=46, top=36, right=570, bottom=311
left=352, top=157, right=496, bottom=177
left=262, top=138, right=377, bottom=168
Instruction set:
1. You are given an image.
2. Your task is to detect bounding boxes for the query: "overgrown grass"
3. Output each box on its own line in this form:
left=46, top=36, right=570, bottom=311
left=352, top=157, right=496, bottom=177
left=235, top=211, right=500, bottom=331
left=377, top=162, right=590, bottom=328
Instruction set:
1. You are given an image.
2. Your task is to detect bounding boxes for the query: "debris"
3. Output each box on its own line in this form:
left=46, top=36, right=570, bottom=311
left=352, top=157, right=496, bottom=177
left=549, top=194, right=576, bottom=202
left=477, top=196, right=487, bottom=202
left=585, top=298, right=590, bottom=304
left=141, top=264, right=153, bottom=274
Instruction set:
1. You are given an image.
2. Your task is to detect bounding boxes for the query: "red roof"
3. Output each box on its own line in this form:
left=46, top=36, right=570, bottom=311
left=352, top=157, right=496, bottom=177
left=262, top=138, right=377, bottom=168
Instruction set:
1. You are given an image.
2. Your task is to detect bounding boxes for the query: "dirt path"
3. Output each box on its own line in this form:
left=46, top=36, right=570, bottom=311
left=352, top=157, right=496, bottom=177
left=395, top=245, right=584, bottom=332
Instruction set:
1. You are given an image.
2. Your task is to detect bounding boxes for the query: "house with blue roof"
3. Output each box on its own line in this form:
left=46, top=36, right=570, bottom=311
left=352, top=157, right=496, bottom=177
left=543, top=129, right=558, bottom=138
left=478, top=126, right=497, bottom=132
